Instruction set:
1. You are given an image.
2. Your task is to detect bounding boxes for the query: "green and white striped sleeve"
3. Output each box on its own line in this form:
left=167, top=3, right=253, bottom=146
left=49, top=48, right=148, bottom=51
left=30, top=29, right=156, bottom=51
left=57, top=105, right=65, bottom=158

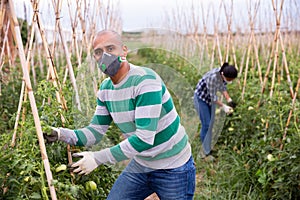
left=59, top=94, right=112, bottom=146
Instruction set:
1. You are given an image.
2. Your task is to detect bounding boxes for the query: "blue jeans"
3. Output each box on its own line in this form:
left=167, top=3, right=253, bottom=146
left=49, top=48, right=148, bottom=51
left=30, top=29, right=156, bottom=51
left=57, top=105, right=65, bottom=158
left=107, top=156, right=196, bottom=200
left=193, top=93, right=211, bottom=142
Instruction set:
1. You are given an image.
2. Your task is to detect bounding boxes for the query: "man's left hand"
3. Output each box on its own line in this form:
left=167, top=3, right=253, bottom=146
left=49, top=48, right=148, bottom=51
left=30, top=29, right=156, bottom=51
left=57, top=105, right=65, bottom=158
left=70, top=148, right=116, bottom=175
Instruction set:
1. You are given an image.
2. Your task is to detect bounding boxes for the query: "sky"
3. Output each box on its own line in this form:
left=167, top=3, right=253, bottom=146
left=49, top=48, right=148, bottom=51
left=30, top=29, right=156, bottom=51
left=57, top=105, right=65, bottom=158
left=15, top=0, right=195, bottom=31
left=119, top=0, right=183, bottom=31
left=118, top=0, right=298, bottom=33
left=14, top=0, right=299, bottom=33
left=14, top=0, right=233, bottom=31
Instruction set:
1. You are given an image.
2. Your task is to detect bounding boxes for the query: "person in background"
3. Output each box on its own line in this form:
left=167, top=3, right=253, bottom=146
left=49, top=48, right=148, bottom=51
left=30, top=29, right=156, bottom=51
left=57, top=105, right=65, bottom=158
left=193, top=62, right=238, bottom=159
left=44, top=30, right=195, bottom=200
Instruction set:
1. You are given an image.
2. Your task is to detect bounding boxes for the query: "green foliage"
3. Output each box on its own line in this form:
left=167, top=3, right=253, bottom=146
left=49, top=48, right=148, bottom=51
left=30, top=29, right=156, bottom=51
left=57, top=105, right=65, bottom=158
left=18, top=18, right=29, bottom=46
left=136, top=48, right=300, bottom=199
left=0, top=130, right=117, bottom=199
left=1, top=36, right=300, bottom=199
left=0, top=65, right=118, bottom=199
left=0, top=66, right=22, bottom=131
left=136, top=48, right=200, bottom=86
left=193, top=79, right=300, bottom=199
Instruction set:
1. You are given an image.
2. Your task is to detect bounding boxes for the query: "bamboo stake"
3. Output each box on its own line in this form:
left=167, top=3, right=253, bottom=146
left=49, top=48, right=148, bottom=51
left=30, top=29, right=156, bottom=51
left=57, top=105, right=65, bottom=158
left=50, top=0, right=62, bottom=56
left=270, top=0, right=287, bottom=98
left=66, top=0, right=76, bottom=51
left=8, top=11, right=16, bottom=65
left=278, top=30, right=294, bottom=98
left=36, top=42, right=44, bottom=77
left=251, top=32, right=262, bottom=84
left=11, top=10, right=36, bottom=146
left=183, top=11, right=191, bottom=58
left=280, top=71, right=300, bottom=150
left=31, top=47, right=37, bottom=86
left=223, top=0, right=233, bottom=63
left=258, top=0, right=282, bottom=107
left=31, top=0, right=67, bottom=110
left=223, top=0, right=239, bottom=70
left=207, top=3, right=215, bottom=69
left=243, top=1, right=262, bottom=94
left=210, top=1, right=223, bottom=68
left=11, top=79, right=25, bottom=147
left=0, top=19, right=10, bottom=67
left=20, top=87, right=28, bottom=138
left=241, top=33, right=252, bottom=100
left=248, top=0, right=262, bottom=84
left=269, top=28, right=279, bottom=98
left=190, top=2, right=201, bottom=61
left=8, top=0, right=57, bottom=199
left=63, top=65, right=69, bottom=84
left=229, top=30, right=238, bottom=70
left=238, top=43, right=247, bottom=76
left=76, top=0, right=88, bottom=52
left=47, top=0, right=76, bottom=169
left=283, top=1, right=292, bottom=55
left=273, top=0, right=294, bottom=98
left=54, top=0, right=82, bottom=111
left=201, top=2, right=210, bottom=59
left=0, top=0, right=5, bottom=31
left=66, top=0, right=82, bottom=70
left=258, top=34, right=276, bottom=105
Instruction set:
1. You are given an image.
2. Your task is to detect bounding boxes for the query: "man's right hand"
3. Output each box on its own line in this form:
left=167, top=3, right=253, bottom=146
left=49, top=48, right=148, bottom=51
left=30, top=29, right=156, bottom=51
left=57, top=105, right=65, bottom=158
left=43, top=127, right=60, bottom=143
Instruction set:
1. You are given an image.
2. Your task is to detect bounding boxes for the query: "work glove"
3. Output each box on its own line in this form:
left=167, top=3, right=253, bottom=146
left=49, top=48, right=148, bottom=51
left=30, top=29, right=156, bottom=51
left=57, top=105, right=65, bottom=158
left=70, top=148, right=116, bottom=175
left=43, top=127, right=60, bottom=143
left=227, top=98, right=237, bottom=109
left=222, top=104, right=234, bottom=114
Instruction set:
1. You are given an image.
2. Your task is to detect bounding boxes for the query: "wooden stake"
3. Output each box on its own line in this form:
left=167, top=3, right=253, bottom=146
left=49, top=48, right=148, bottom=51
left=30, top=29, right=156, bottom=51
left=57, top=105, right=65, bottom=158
left=210, top=1, right=223, bottom=68
left=8, top=0, right=57, bottom=199
left=31, top=0, right=67, bottom=111
left=200, top=2, right=210, bottom=59
left=0, top=18, right=9, bottom=66
left=52, top=0, right=82, bottom=111
left=258, top=0, right=291, bottom=106
left=280, top=71, right=300, bottom=150
left=11, top=79, right=25, bottom=147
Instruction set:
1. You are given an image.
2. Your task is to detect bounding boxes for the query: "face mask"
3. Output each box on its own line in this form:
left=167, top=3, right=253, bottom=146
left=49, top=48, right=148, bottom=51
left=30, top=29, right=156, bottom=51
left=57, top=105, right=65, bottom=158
left=221, top=73, right=233, bottom=84
left=225, top=80, right=233, bottom=84
left=97, top=52, right=126, bottom=77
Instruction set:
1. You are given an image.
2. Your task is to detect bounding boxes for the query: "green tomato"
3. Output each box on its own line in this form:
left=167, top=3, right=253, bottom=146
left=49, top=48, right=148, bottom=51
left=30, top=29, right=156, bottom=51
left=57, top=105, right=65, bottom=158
left=55, top=164, right=67, bottom=172
left=267, top=154, right=275, bottom=162
left=228, top=127, right=234, bottom=131
left=24, top=176, right=30, bottom=182
left=86, top=181, right=97, bottom=191
left=248, top=106, right=254, bottom=110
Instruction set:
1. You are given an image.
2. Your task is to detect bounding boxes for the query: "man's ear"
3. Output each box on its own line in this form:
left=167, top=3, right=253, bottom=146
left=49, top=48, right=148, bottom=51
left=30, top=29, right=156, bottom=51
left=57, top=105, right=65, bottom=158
left=122, top=45, right=128, bottom=57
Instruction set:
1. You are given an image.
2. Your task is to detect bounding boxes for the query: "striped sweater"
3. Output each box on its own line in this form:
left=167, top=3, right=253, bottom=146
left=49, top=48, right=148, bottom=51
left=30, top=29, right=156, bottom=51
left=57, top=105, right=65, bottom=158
left=60, top=64, right=191, bottom=169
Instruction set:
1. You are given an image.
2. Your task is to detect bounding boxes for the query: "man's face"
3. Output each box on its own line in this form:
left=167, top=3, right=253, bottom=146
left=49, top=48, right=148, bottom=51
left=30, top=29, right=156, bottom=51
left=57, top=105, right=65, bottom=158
left=92, top=33, right=125, bottom=62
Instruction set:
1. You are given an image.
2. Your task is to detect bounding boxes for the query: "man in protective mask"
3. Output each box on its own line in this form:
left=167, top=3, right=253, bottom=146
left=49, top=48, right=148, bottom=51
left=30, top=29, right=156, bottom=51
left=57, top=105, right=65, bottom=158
left=44, top=30, right=196, bottom=200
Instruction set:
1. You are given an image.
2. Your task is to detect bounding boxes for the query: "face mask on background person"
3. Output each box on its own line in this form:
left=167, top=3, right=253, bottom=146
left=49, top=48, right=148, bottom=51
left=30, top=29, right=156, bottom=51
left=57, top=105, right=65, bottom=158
left=98, top=52, right=126, bottom=77
left=224, top=79, right=232, bottom=84
left=221, top=73, right=233, bottom=84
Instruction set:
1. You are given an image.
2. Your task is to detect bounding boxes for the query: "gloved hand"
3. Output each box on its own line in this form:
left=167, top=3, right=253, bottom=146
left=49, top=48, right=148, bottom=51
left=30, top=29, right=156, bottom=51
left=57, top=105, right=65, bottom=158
left=70, top=148, right=116, bottom=175
left=222, top=104, right=234, bottom=114
left=43, top=127, right=60, bottom=143
left=227, top=98, right=237, bottom=109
